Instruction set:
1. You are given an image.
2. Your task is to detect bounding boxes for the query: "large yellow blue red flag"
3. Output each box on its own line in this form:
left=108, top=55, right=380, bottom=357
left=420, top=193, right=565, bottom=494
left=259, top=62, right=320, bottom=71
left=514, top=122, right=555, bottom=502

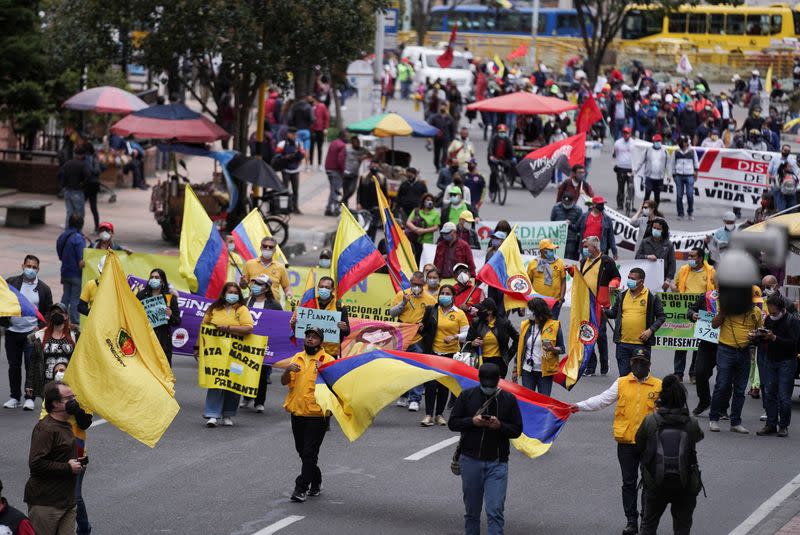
left=315, top=349, right=571, bottom=458
left=298, top=268, right=317, bottom=309
left=553, top=269, right=598, bottom=390
left=179, top=185, right=228, bottom=299
left=331, top=206, right=386, bottom=297
left=63, top=252, right=179, bottom=448
left=477, top=229, right=548, bottom=310
left=0, top=277, right=43, bottom=321
left=374, top=178, right=417, bottom=292
left=231, top=208, right=287, bottom=265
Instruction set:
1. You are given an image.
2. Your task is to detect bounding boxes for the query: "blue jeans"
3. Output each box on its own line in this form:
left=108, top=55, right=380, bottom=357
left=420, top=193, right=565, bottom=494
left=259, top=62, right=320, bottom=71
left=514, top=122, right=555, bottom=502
left=756, top=344, right=768, bottom=411
left=405, top=343, right=424, bottom=403
left=522, top=370, right=553, bottom=396
left=773, top=186, right=797, bottom=212
left=460, top=455, right=509, bottom=535
left=203, top=389, right=240, bottom=418
left=674, top=174, right=694, bottom=216
left=615, top=343, right=647, bottom=377
left=64, top=189, right=85, bottom=227
left=76, top=468, right=91, bottom=535
left=763, top=358, right=797, bottom=429
left=296, top=129, right=311, bottom=152
left=710, top=345, right=751, bottom=426
left=614, top=119, right=626, bottom=140
left=61, top=276, right=83, bottom=325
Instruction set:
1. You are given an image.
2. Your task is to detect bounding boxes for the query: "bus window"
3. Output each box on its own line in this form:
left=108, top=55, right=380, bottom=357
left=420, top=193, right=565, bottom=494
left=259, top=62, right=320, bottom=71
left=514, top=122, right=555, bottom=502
left=726, top=14, right=745, bottom=35
left=535, top=15, right=547, bottom=35
left=668, top=13, right=687, bottom=33
left=557, top=13, right=579, bottom=34
left=771, top=15, right=783, bottom=35
left=746, top=14, right=769, bottom=35
left=794, top=10, right=800, bottom=35
left=709, top=14, right=724, bottom=34
left=688, top=13, right=707, bottom=33
left=621, top=9, right=664, bottom=39
left=428, top=12, right=445, bottom=31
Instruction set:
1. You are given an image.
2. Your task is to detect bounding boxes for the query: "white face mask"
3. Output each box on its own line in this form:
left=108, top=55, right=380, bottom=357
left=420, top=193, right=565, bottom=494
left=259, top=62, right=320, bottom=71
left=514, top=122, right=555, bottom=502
left=261, top=249, right=274, bottom=261
left=724, top=223, right=736, bottom=232
left=770, top=312, right=784, bottom=321
left=642, top=208, right=650, bottom=216
left=54, top=371, right=65, bottom=382
left=457, top=272, right=470, bottom=284
left=227, top=242, right=235, bottom=252
left=99, top=231, right=112, bottom=242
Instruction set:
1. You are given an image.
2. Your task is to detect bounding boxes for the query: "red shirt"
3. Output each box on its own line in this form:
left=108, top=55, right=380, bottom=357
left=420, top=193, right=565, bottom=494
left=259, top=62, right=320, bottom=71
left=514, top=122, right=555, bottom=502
left=583, top=212, right=602, bottom=239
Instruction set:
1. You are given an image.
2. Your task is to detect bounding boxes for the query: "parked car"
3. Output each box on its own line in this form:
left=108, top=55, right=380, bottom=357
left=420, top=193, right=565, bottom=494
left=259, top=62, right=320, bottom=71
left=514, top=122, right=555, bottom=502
left=401, top=46, right=474, bottom=97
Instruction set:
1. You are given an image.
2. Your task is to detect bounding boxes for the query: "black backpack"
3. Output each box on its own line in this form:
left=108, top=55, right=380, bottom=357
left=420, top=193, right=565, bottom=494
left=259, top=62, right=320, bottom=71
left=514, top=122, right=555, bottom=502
left=652, top=416, right=694, bottom=490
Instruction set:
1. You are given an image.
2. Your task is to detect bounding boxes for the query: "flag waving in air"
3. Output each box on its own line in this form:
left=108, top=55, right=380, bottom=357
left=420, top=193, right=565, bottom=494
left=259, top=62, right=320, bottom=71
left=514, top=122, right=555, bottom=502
left=64, top=252, right=179, bottom=447
left=516, top=132, right=586, bottom=197
left=179, top=185, right=227, bottom=298
left=231, top=208, right=288, bottom=264
left=576, top=94, right=603, bottom=134
left=437, top=25, right=457, bottom=68
left=553, top=269, right=598, bottom=390
left=331, top=207, right=386, bottom=297
left=298, top=268, right=317, bottom=309
left=375, top=178, right=417, bottom=292
left=0, top=277, right=44, bottom=322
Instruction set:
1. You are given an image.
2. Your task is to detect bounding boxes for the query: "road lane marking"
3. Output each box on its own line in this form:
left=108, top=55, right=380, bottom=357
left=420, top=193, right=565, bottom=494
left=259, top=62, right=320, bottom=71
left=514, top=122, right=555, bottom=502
left=729, top=472, right=800, bottom=535
left=404, top=436, right=460, bottom=461
left=89, top=418, right=107, bottom=428
left=251, top=515, right=304, bottom=535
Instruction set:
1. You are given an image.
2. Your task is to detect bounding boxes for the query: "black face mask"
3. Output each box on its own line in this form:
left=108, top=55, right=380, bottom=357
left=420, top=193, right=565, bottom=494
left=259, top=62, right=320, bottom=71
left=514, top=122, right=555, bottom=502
left=304, top=343, right=321, bottom=355
left=65, top=399, right=80, bottom=415
left=51, top=314, right=65, bottom=326
left=631, top=361, right=650, bottom=380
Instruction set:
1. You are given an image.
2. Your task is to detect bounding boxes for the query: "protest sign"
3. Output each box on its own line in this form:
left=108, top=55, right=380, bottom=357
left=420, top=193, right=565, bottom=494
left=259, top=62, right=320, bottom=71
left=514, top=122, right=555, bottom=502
left=197, top=324, right=265, bottom=398
left=694, top=311, right=720, bottom=344
left=652, top=292, right=702, bottom=350
left=340, top=318, right=420, bottom=357
left=294, top=307, right=341, bottom=342
left=475, top=221, right=568, bottom=257
left=141, top=295, right=168, bottom=328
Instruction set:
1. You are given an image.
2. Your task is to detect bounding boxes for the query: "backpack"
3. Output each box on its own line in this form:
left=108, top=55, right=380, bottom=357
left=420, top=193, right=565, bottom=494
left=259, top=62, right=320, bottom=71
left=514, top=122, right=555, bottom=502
left=653, top=425, right=690, bottom=490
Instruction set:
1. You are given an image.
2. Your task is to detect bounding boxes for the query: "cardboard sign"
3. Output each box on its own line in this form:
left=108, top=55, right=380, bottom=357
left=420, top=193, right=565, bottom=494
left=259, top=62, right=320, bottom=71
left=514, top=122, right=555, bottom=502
left=294, top=307, right=341, bottom=343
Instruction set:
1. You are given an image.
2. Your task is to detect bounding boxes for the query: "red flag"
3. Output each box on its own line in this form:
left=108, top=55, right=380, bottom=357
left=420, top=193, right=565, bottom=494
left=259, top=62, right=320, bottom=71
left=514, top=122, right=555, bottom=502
left=576, top=95, right=603, bottom=134
left=437, top=26, right=457, bottom=68
left=506, top=42, right=529, bottom=61
left=516, top=133, right=586, bottom=197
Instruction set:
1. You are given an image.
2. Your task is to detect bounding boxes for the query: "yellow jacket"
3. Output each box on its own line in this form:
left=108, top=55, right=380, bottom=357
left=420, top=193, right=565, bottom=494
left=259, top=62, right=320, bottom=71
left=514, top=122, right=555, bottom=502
left=675, top=262, right=716, bottom=293
left=283, top=349, right=335, bottom=417
left=614, top=374, right=662, bottom=444
left=515, top=318, right=560, bottom=377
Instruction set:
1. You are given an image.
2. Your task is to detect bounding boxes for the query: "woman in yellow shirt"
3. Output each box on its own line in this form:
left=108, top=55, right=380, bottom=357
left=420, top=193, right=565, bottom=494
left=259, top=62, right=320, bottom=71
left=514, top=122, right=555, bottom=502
left=202, top=283, right=254, bottom=428
left=465, top=298, right=518, bottom=379
left=419, top=285, right=469, bottom=426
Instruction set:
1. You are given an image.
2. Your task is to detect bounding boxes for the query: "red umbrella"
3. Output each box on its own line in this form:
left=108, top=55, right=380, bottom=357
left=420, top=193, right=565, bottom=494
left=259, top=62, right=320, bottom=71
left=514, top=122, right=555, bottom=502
left=466, top=92, right=577, bottom=115
left=64, top=86, right=148, bottom=114
left=110, top=103, right=230, bottom=143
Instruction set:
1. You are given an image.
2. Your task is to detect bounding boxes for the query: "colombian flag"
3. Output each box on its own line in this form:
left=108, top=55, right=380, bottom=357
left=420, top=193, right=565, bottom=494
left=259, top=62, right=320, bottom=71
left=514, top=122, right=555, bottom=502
left=179, top=185, right=228, bottom=299
left=375, top=178, right=417, bottom=292
left=0, top=278, right=43, bottom=321
left=331, top=206, right=386, bottom=297
left=553, top=269, right=598, bottom=390
left=477, top=229, right=541, bottom=310
left=298, top=268, right=317, bottom=309
left=231, top=208, right=288, bottom=265
left=315, top=350, right=571, bottom=458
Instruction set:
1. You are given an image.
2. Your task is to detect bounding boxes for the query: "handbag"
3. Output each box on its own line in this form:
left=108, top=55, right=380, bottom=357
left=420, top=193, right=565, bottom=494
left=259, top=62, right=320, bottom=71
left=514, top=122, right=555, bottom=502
left=453, top=341, right=477, bottom=368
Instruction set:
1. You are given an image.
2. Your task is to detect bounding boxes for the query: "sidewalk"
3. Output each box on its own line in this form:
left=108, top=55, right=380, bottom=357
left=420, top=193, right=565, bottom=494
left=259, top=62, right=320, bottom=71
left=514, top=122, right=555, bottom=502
left=737, top=480, right=800, bottom=535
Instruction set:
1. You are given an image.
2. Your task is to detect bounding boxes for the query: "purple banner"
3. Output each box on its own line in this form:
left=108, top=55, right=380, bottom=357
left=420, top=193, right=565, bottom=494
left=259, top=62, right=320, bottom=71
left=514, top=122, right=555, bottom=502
left=128, top=276, right=297, bottom=362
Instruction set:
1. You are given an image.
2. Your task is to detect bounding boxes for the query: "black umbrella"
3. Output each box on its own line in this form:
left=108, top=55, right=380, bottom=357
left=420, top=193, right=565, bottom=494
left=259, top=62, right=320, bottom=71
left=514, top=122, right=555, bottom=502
left=226, top=154, right=286, bottom=191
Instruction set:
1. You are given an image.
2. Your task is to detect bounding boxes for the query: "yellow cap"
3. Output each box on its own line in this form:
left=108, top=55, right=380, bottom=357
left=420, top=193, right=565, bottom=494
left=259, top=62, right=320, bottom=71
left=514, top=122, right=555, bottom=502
left=539, top=238, right=557, bottom=250
left=459, top=210, right=475, bottom=223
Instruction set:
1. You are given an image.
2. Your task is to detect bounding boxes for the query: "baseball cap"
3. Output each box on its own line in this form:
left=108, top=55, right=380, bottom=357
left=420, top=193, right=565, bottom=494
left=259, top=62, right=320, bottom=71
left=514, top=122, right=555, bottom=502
left=491, top=230, right=508, bottom=240
left=50, top=302, right=68, bottom=314
left=539, top=238, right=557, bottom=250
left=622, top=126, right=632, bottom=133
left=562, top=192, right=574, bottom=201
left=98, top=221, right=114, bottom=232
left=723, top=211, right=737, bottom=223
left=631, top=348, right=651, bottom=363
left=254, top=274, right=272, bottom=285
left=497, top=123, right=508, bottom=132
left=453, top=263, right=470, bottom=274
left=447, top=185, right=462, bottom=196
left=652, top=134, right=663, bottom=142
left=406, top=167, right=418, bottom=176
left=591, top=195, right=606, bottom=205
left=441, top=222, right=457, bottom=234
left=304, top=326, right=324, bottom=340
left=459, top=210, right=475, bottom=223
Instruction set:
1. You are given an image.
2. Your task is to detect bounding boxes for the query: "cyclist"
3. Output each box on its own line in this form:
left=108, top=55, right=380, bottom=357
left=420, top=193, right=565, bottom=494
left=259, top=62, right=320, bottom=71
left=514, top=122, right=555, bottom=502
left=487, top=123, right=514, bottom=197
left=613, top=126, right=634, bottom=212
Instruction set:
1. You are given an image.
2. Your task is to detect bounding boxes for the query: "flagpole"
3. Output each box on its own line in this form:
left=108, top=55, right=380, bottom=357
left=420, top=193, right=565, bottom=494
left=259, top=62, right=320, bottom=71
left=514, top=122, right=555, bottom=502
left=530, top=0, right=540, bottom=69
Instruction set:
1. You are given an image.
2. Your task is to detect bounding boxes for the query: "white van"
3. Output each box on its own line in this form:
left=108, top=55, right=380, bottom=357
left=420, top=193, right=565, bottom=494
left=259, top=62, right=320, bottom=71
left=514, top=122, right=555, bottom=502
left=401, top=46, right=473, bottom=97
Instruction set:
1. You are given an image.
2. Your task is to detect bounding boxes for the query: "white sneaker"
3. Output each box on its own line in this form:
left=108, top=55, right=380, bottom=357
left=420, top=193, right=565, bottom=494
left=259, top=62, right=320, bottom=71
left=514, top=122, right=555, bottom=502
left=255, top=404, right=265, bottom=413
left=760, top=413, right=767, bottom=421
left=396, top=397, right=409, bottom=407
left=239, top=398, right=250, bottom=408
left=731, top=424, right=750, bottom=434
left=408, top=401, right=420, bottom=412
left=222, top=417, right=234, bottom=427
left=3, top=398, right=19, bottom=409
left=23, top=399, right=34, bottom=411
left=206, top=418, right=218, bottom=428
left=709, top=420, right=720, bottom=432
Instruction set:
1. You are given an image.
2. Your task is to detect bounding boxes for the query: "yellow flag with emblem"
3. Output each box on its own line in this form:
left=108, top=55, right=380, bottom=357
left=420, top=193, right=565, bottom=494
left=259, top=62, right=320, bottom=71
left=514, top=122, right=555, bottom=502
left=64, top=252, right=179, bottom=447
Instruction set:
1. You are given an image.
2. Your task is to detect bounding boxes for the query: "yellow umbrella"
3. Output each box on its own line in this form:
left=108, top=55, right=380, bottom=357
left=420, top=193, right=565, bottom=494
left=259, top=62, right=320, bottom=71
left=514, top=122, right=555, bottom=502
left=783, top=116, right=800, bottom=132
left=744, top=212, right=800, bottom=236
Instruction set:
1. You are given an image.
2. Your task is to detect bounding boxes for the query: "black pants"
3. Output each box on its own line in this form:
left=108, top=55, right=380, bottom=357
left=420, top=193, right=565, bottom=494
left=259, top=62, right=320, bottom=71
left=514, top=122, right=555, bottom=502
left=640, top=486, right=697, bottom=535
left=282, top=171, right=300, bottom=212
left=585, top=317, right=609, bottom=374
left=615, top=168, right=632, bottom=208
left=433, top=138, right=447, bottom=170
left=84, top=182, right=100, bottom=230
left=644, top=178, right=662, bottom=208
left=291, top=415, right=328, bottom=492
left=673, top=350, right=696, bottom=379
left=425, top=380, right=450, bottom=417
left=5, top=330, right=34, bottom=401
left=617, top=443, right=642, bottom=523
left=255, top=366, right=271, bottom=406
left=342, top=173, right=358, bottom=207
left=694, top=342, right=728, bottom=412
left=309, top=130, right=325, bottom=166
left=482, top=356, right=508, bottom=380
left=124, top=159, right=145, bottom=188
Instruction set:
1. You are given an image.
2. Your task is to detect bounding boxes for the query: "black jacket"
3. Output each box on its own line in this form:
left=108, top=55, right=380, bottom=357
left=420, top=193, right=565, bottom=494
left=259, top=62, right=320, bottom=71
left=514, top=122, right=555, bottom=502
left=0, top=275, right=53, bottom=329
left=136, top=289, right=182, bottom=358
left=764, top=312, right=800, bottom=361
left=448, top=386, right=522, bottom=462
left=636, top=407, right=703, bottom=490
left=396, top=180, right=428, bottom=216
left=635, top=237, right=676, bottom=280
left=604, top=288, right=666, bottom=346
left=420, top=304, right=459, bottom=354
left=466, top=315, right=519, bottom=362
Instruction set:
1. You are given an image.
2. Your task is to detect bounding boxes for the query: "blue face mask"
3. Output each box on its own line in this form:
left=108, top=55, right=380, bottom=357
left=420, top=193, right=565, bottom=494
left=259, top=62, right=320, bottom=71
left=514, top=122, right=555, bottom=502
left=626, top=279, right=638, bottom=290
left=250, top=284, right=264, bottom=296
left=450, top=195, right=461, bottom=204
left=23, top=267, right=37, bottom=280
left=319, top=259, right=331, bottom=268
left=439, top=295, right=453, bottom=307
left=318, top=287, right=332, bottom=300
left=653, top=142, right=662, bottom=150
left=652, top=229, right=662, bottom=239
left=544, top=250, right=555, bottom=260
left=148, top=278, right=161, bottom=289
left=688, top=259, right=697, bottom=268
left=225, top=293, right=239, bottom=304
left=582, top=247, right=590, bottom=257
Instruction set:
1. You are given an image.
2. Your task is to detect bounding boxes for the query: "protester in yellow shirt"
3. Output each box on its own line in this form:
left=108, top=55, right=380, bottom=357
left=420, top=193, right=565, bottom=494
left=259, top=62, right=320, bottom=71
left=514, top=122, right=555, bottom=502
left=241, top=237, right=292, bottom=304
left=389, top=271, right=436, bottom=412
left=423, top=266, right=441, bottom=298
left=77, top=255, right=107, bottom=317
left=223, top=234, right=245, bottom=285
left=526, top=239, right=567, bottom=317
left=282, top=326, right=335, bottom=503
left=289, top=276, right=350, bottom=358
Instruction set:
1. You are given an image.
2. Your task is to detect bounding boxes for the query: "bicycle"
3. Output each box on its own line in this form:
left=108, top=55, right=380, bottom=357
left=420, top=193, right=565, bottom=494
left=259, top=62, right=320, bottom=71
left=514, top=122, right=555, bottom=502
left=489, top=159, right=510, bottom=206
left=615, top=168, right=635, bottom=217
left=251, top=190, right=291, bottom=247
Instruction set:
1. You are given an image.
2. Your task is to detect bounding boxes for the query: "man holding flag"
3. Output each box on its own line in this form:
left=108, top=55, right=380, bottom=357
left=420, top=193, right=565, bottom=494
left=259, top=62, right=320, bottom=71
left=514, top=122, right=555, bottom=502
left=241, top=236, right=292, bottom=306
left=375, top=178, right=418, bottom=291
left=291, top=275, right=350, bottom=358
left=331, top=206, right=386, bottom=298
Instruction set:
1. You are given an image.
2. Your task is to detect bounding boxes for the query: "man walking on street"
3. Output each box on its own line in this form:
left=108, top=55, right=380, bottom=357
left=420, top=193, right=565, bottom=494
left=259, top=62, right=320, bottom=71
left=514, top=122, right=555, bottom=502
left=56, top=214, right=87, bottom=326
left=324, top=131, right=347, bottom=216
left=275, top=128, right=306, bottom=214
left=635, top=134, right=669, bottom=209
left=669, top=136, right=699, bottom=220
left=449, top=363, right=522, bottom=535
left=58, top=145, right=89, bottom=228
left=613, top=127, right=634, bottom=210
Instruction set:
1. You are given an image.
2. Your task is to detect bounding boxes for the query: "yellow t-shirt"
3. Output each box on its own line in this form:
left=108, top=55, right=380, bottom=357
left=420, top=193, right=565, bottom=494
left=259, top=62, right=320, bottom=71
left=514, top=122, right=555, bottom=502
left=527, top=258, right=566, bottom=299
left=620, top=288, right=649, bottom=345
left=203, top=305, right=254, bottom=327
left=79, top=279, right=99, bottom=308
left=581, top=257, right=601, bottom=296
left=226, top=251, right=245, bottom=284
left=242, top=259, right=290, bottom=301
left=683, top=269, right=709, bottom=294
left=432, top=307, right=469, bottom=354
left=283, top=350, right=335, bottom=416
left=318, top=297, right=343, bottom=357
left=718, top=307, right=763, bottom=348
left=482, top=320, right=501, bottom=357
left=391, top=290, right=436, bottom=344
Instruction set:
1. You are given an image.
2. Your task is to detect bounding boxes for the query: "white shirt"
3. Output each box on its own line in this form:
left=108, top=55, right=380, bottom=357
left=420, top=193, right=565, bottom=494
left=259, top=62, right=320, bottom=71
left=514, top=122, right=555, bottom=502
left=719, top=100, right=731, bottom=120
left=701, top=137, right=724, bottom=148
left=522, top=324, right=543, bottom=373
left=9, top=278, right=39, bottom=333
left=613, top=138, right=632, bottom=169
left=576, top=375, right=653, bottom=411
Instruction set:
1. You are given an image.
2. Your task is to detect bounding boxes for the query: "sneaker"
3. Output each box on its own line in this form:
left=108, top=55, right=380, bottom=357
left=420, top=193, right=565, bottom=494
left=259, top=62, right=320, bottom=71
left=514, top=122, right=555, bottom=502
left=709, top=420, right=720, bottom=432
left=600, top=371, right=609, bottom=376
left=756, top=424, right=777, bottom=436
left=720, top=411, right=730, bottom=421
left=206, top=418, right=218, bottom=428
left=689, top=215, right=695, bottom=221
left=421, top=415, right=434, bottom=427
left=255, top=404, right=265, bottom=413
left=731, top=424, right=750, bottom=434
left=435, top=415, right=447, bottom=426
left=692, top=405, right=708, bottom=417
left=408, top=401, right=420, bottom=412
left=222, top=417, right=234, bottom=427
left=622, top=520, right=639, bottom=535
left=583, top=370, right=596, bottom=377
left=396, top=397, right=409, bottom=407
left=3, top=398, right=19, bottom=409
left=239, top=398, right=251, bottom=408
left=778, top=427, right=789, bottom=438
left=22, top=399, right=34, bottom=411
left=308, top=484, right=322, bottom=497
left=760, top=413, right=767, bottom=421
left=677, top=214, right=684, bottom=220
left=290, top=490, right=307, bottom=503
